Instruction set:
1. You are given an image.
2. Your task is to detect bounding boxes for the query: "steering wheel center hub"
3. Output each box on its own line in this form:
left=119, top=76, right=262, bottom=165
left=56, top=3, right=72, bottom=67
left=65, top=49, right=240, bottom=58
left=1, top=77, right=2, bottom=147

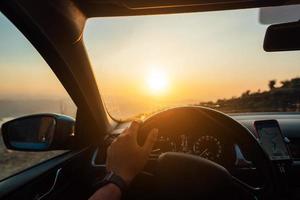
left=155, top=152, right=232, bottom=198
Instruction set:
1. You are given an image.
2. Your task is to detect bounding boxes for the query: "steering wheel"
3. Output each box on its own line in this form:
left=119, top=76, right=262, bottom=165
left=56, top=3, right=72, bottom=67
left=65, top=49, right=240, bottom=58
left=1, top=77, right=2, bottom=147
left=128, top=106, right=276, bottom=199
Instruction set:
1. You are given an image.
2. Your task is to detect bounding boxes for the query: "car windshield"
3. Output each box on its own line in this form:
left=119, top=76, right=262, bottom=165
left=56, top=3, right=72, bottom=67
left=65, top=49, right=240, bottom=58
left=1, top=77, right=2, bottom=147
left=84, top=6, right=300, bottom=120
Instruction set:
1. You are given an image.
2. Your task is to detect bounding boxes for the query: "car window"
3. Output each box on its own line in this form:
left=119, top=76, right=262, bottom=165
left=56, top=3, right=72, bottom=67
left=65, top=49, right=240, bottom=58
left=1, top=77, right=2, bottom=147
left=0, top=13, right=77, bottom=180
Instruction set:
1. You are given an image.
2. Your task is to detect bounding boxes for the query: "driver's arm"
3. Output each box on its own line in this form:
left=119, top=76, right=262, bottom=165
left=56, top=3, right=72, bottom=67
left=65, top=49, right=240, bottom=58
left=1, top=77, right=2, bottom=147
left=89, top=121, right=158, bottom=200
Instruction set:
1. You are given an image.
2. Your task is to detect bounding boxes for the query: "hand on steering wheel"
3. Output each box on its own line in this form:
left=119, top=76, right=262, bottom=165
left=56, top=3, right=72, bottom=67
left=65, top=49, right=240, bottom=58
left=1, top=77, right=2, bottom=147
left=106, top=121, right=158, bottom=185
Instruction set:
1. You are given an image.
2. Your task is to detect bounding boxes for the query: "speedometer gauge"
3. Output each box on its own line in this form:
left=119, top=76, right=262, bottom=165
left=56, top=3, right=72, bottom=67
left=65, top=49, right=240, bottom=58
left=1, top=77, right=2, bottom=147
left=193, top=135, right=222, bottom=161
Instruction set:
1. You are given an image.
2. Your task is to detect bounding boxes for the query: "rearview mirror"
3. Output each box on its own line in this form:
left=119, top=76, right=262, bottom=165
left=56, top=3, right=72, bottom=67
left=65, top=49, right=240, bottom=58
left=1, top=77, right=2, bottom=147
left=264, top=21, right=300, bottom=52
left=1, top=114, right=75, bottom=151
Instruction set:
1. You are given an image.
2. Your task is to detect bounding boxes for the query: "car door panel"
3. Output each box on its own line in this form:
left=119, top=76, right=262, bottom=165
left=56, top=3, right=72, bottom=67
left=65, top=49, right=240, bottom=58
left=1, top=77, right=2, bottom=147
left=0, top=148, right=95, bottom=200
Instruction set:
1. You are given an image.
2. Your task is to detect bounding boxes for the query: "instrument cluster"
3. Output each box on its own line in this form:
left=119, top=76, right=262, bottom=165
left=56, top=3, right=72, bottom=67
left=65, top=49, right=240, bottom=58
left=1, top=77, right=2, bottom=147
left=151, top=133, right=223, bottom=162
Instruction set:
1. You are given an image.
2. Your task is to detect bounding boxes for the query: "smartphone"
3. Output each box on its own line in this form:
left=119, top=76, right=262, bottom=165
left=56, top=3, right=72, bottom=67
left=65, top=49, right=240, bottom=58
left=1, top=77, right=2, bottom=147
left=254, top=120, right=290, bottom=160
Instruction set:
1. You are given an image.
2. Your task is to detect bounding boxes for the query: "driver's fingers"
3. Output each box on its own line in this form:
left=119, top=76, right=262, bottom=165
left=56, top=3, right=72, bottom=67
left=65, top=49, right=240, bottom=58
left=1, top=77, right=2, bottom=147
left=128, top=120, right=141, bottom=142
left=142, top=128, right=158, bottom=154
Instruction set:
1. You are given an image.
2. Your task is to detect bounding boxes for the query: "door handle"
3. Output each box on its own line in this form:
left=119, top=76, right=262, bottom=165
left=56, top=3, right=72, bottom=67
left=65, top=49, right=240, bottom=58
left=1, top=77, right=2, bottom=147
left=35, top=168, right=62, bottom=200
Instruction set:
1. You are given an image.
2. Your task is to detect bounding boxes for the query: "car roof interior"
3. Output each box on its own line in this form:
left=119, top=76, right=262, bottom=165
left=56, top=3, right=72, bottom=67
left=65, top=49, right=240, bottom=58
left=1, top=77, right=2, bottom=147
left=77, top=0, right=300, bottom=17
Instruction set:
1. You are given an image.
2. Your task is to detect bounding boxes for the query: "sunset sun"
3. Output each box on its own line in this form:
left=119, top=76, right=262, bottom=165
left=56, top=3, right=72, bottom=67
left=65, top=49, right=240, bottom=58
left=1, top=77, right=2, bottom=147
left=147, top=68, right=168, bottom=95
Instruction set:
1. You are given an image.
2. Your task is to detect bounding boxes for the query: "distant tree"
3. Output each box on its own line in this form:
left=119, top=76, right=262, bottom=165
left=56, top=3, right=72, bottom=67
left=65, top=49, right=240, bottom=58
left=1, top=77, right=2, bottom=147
left=290, top=78, right=300, bottom=88
left=280, top=80, right=290, bottom=88
left=268, top=80, right=276, bottom=90
left=241, top=90, right=251, bottom=98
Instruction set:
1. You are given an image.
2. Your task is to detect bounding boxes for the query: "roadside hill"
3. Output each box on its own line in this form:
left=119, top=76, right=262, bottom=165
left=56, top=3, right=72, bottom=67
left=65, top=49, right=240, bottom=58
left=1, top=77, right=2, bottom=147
left=198, top=77, right=300, bottom=113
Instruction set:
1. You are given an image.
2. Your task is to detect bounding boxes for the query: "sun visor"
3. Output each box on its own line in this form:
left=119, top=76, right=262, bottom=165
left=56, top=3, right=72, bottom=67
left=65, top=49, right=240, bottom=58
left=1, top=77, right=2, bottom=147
left=259, top=4, right=300, bottom=25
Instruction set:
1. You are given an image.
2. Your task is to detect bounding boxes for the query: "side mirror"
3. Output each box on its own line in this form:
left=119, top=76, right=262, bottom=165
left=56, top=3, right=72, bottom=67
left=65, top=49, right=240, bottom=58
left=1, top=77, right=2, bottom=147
left=1, top=114, right=75, bottom=151
left=264, top=21, right=300, bottom=52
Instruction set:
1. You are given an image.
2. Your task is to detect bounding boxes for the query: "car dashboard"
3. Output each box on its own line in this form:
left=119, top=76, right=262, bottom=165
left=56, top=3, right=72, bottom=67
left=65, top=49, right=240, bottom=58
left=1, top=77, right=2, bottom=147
left=231, top=113, right=300, bottom=161
left=92, top=112, right=300, bottom=199
left=232, top=113, right=300, bottom=199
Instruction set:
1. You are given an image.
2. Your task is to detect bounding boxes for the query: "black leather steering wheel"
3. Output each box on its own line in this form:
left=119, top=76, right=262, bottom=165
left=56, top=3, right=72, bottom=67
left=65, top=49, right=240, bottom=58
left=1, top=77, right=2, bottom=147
left=130, top=106, right=276, bottom=199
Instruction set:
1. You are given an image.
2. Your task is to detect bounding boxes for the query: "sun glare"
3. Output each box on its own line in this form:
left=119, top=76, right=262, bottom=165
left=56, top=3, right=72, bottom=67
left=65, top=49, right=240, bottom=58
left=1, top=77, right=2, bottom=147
left=147, top=68, right=168, bottom=95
